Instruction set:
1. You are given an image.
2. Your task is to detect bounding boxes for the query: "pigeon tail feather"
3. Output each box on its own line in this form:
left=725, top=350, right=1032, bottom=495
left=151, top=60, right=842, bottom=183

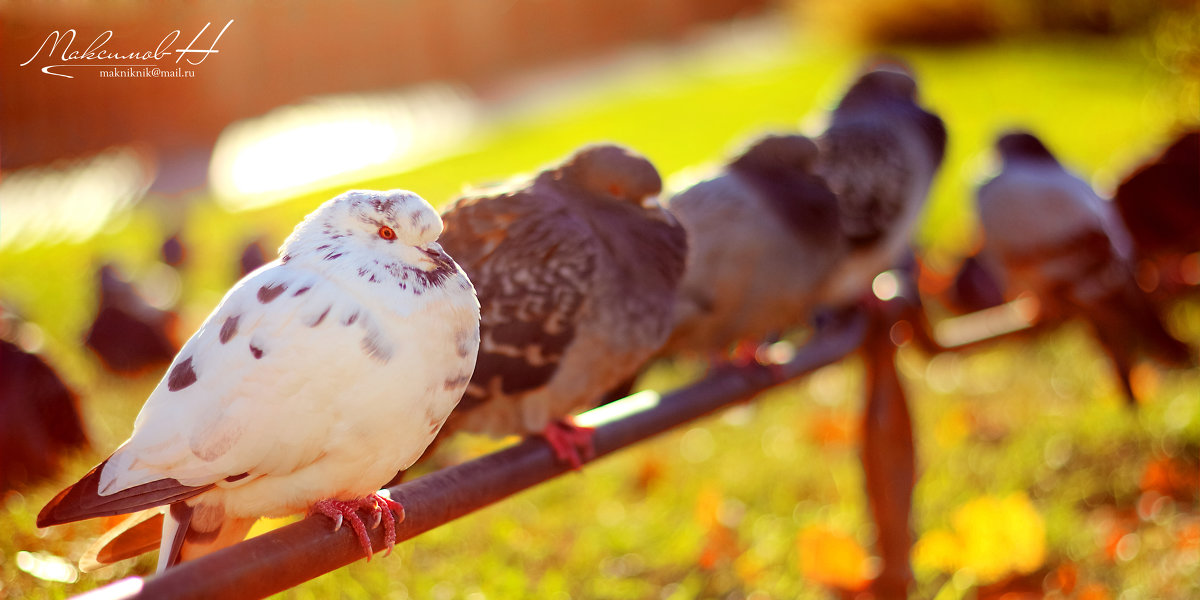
left=36, top=458, right=212, bottom=527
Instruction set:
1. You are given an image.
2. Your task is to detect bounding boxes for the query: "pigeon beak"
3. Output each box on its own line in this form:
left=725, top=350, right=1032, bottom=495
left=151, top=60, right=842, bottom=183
left=418, top=246, right=457, bottom=273
left=640, top=194, right=661, bottom=210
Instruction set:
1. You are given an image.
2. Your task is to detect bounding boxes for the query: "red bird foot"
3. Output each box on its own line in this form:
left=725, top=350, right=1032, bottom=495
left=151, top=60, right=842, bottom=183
left=311, top=492, right=405, bottom=560
left=542, top=419, right=596, bottom=469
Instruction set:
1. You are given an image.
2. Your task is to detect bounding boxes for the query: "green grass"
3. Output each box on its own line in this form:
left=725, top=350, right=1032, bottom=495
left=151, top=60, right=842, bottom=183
left=2, top=24, right=1198, bottom=599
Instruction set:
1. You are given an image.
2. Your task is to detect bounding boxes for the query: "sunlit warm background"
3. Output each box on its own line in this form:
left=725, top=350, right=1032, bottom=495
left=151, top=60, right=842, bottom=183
left=2, top=0, right=1198, bottom=598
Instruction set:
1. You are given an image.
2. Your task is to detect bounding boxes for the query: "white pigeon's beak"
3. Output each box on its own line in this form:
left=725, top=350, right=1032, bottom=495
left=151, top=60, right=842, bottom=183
left=417, top=246, right=456, bottom=273
left=640, top=194, right=662, bottom=210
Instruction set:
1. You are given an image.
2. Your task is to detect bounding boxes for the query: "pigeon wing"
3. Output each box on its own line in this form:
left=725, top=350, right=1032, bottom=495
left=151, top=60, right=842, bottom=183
left=439, top=189, right=597, bottom=410
left=41, top=261, right=384, bottom=525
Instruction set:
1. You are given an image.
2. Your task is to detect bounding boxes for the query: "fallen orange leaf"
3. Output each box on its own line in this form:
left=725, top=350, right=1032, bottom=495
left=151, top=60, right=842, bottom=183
left=1140, top=455, right=1198, bottom=500
left=1047, top=562, right=1077, bottom=595
left=1176, top=518, right=1200, bottom=551
left=1078, top=583, right=1112, bottom=600
left=807, top=412, right=859, bottom=447
left=796, top=525, right=872, bottom=591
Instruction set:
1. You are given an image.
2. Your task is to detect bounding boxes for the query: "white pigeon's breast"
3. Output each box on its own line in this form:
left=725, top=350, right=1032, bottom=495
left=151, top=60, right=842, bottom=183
left=102, top=262, right=480, bottom=517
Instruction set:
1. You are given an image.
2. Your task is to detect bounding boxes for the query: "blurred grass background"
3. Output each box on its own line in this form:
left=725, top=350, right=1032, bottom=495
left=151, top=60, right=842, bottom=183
left=2, top=2, right=1199, bottom=598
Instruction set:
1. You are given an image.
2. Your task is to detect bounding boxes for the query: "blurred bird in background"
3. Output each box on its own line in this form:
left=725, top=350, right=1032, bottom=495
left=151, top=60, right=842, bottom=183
left=814, top=59, right=947, bottom=309
left=945, top=253, right=1008, bottom=316
left=84, top=264, right=181, bottom=376
left=1113, top=130, right=1200, bottom=299
left=160, top=231, right=187, bottom=268
left=0, top=307, right=89, bottom=492
left=436, top=144, right=688, bottom=468
left=239, top=237, right=271, bottom=277
left=975, top=131, right=1193, bottom=406
left=661, top=133, right=843, bottom=361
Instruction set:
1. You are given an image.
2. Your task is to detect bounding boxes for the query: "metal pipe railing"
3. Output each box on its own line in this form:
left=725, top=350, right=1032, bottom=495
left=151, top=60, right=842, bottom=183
left=76, top=312, right=870, bottom=600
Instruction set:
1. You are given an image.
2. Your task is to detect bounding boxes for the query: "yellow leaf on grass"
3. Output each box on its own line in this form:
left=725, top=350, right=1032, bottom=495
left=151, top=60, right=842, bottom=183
left=917, top=492, right=1046, bottom=583
left=933, top=405, right=973, bottom=448
left=912, top=529, right=962, bottom=573
left=797, top=525, right=871, bottom=590
left=694, top=485, right=722, bottom=529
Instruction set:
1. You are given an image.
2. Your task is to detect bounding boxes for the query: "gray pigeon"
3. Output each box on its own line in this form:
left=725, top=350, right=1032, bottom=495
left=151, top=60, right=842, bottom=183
left=661, top=134, right=843, bottom=359
left=437, top=144, right=688, bottom=467
left=976, top=131, right=1193, bottom=404
left=815, top=60, right=947, bottom=306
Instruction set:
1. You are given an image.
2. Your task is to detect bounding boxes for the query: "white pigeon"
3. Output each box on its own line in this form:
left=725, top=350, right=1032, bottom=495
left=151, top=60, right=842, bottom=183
left=38, top=189, right=481, bottom=573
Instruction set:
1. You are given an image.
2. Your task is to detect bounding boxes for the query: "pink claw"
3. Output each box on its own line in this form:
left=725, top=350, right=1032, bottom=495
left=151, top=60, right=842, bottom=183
left=541, top=418, right=596, bottom=470
left=311, top=492, right=405, bottom=560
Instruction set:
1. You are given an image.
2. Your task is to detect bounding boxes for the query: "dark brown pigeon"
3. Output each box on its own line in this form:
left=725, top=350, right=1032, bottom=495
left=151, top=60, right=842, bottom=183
left=436, top=144, right=688, bottom=467
left=976, top=131, right=1193, bottom=405
left=815, top=60, right=947, bottom=307
left=0, top=313, right=88, bottom=491
left=84, top=264, right=180, bottom=375
left=1113, top=130, right=1200, bottom=295
left=661, top=133, right=843, bottom=359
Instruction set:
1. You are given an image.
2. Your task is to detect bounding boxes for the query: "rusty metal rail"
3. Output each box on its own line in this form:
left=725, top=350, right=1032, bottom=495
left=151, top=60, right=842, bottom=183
left=75, top=313, right=869, bottom=600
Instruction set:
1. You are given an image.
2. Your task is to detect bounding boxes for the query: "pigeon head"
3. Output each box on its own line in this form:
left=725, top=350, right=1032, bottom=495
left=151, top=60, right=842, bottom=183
left=837, top=63, right=919, bottom=112
left=996, top=132, right=1058, bottom=165
left=281, top=190, right=458, bottom=288
left=556, top=144, right=663, bottom=205
left=731, top=134, right=819, bottom=176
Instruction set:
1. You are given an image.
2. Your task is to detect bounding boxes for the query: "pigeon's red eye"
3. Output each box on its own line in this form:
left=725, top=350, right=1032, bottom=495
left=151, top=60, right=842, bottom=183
left=608, top=183, right=624, bottom=197
left=378, top=226, right=396, bottom=240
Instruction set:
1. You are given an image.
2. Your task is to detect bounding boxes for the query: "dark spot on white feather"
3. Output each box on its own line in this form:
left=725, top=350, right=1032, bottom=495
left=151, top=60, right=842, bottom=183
left=324, top=252, right=343, bottom=261
left=192, top=426, right=239, bottom=462
left=409, top=210, right=422, bottom=226
left=405, top=265, right=454, bottom=289
left=281, top=254, right=292, bottom=264
left=257, top=283, right=287, bottom=303
left=360, top=331, right=392, bottom=363
left=455, top=329, right=475, bottom=358
left=343, top=311, right=359, bottom=326
left=443, top=373, right=471, bottom=390
left=225, top=473, right=250, bottom=482
left=167, top=357, right=198, bottom=391
left=293, top=286, right=310, bottom=296
left=310, top=306, right=330, bottom=327
left=219, top=315, right=239, bottom=344
left=249, top=343, right=264, bottom=359
left=372, top=198, right=397, bottom=213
